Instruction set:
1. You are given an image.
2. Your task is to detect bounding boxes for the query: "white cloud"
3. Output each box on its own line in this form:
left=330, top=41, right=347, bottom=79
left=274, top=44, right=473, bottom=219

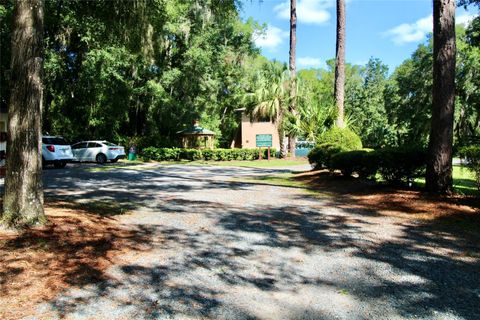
left=274, top=0, right=334, bottom=25
left=457, top=13, right=477, bottom=26
left=298, top=56, right=324, bottom=68
left=384, top=13, right=478, bottom=45
left=384, top=15, right=432, bottom=45
left=254, top=25, right=288, bottom=51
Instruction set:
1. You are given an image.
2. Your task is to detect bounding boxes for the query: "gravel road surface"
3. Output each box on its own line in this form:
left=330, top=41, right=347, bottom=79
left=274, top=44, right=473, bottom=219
left=22, top=163, right=480, bottom=319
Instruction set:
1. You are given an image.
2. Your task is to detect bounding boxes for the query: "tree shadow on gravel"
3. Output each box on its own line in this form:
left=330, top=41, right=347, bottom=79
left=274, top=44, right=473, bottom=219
left=5, top=165, right=478, bottom=319
left=39, top=196, right=368, bottom=319
left=0, top=200, right=155, bottom=320
left=40, top=193, right=480, bottom=319
left=291, top=171, right=480, bottom=319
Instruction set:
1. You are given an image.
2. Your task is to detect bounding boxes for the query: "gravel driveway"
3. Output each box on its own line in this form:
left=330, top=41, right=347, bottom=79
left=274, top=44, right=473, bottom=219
left=26, top=163, right=480, bottom=319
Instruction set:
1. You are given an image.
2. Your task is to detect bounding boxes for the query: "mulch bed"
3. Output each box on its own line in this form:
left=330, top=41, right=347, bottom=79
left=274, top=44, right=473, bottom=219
left=295, top=170, right=480, bottom=231
left=0, top=201, right=150, bottom=320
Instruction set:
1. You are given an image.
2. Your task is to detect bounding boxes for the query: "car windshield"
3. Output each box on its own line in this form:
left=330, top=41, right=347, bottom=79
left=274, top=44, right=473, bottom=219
left=103, top=142, right=117, bottom=146
left=43, top=137, right=69, bottom=145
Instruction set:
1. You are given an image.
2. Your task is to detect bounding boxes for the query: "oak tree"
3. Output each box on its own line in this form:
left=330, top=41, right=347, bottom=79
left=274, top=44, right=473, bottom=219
left=2, top=0, right=45, bottom=227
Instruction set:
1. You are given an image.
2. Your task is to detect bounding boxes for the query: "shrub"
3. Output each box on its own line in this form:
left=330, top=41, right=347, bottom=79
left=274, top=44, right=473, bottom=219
left=375, top=146, right=427, bottom=184
left=202, top=149, right=217, bottom=161
left=139, top=147, right=277, bottom=162
left=179, top=149, right=203, bottom=161
left=329, top=149, right=378, bottom=179
left=141, top=147, right=181, bottom=161
left=308, top=143, right=348, bottom=170
left=459, top=146, right=480, bottom=190
left=318, top=127, right=362, bottom=150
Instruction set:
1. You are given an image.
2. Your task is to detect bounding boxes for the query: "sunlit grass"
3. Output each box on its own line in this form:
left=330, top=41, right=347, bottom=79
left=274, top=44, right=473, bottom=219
left=85, top=159, right=149, bottom=172
left=232, top=173, right=306, bottom=188
left=415, top=165, right=478, bottom=196
left=193, top=159, right=309, bottom=168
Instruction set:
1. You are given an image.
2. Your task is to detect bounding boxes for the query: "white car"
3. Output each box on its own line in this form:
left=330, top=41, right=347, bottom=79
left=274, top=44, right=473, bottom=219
left=71, top=141, right=126, bottom=164
left=42, top=136, right=74, bottom=168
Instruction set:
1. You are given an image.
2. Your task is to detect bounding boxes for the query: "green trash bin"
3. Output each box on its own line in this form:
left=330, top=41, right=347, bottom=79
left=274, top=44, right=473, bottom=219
left=128, top=146, right=137, bottom=161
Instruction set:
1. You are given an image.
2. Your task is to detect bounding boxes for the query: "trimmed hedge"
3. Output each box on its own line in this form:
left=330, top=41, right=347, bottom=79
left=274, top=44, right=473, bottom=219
left=308, top=143, right=348, bottom=170
left=375, top=146, right=427, bottom=184
left=318, top=127, right=363, bottom=150
left=316, top=145, right=427, bottom=186
left=459, top=145, right=480, bottom=190
left=140, top=147, right=277, bottom=162
left=329, top=149, right=378, bottom=179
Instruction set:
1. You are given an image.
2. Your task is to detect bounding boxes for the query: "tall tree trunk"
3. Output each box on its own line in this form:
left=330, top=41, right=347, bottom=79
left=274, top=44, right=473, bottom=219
left=334, top=0, right=346, bottom=128
left=277, top=111, right=287, bottom=158
left=426, top=0, right=456, bottom=194
left=288, top=0, right=297, bottom=158
left=2, top=0, right=45, bottom=227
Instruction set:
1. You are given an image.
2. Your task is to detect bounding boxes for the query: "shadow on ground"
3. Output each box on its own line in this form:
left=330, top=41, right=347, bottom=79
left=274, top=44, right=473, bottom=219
left=0, top=200, right=154, bottom=319
left=2, top=164, right=479, bottom=319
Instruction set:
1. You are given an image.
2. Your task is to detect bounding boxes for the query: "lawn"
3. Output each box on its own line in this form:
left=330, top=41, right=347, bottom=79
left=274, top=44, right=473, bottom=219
left=193, top=158, right=309, bottom=168
left=415, top=165, right=478, bottom=196
left=83, top=158, right=310, bottom=173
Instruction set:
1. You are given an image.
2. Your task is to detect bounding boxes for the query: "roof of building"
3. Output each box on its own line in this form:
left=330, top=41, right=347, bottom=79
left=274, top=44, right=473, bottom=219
left=177, top=124, right=215, bottom=136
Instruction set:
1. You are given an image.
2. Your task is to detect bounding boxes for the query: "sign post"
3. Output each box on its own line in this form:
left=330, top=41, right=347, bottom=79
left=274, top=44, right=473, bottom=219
left=256, top=134, right=273, bottom=161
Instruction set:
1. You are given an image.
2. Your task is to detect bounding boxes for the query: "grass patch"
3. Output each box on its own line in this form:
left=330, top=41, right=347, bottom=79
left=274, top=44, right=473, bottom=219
left=193, top=158, right=309, bottom=168
left=85, top=158, right=309, bottom=171
left=141, top=158, right=308, bottom=168
left=85, top=159, right=151, bottom=172
left=415, top=165, right=478, bottom=196
left=232, top=173, right=308, bottom=189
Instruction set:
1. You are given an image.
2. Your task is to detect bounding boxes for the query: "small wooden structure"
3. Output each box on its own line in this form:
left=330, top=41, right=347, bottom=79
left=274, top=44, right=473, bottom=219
left=177, top=121, right=215, bottom=149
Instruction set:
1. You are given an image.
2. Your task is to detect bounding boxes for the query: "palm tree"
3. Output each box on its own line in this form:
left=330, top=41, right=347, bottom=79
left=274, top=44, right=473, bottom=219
left=334, top=0, right=346, bottom=128
left=247, top=62, right=290, bottom=157
left=426, top=0, right=456, bottom=193
left=288, top=0, right=298, bottom=157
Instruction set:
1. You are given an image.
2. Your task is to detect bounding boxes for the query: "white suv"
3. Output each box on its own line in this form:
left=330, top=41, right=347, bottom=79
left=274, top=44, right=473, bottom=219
left=42, top=136, right=74, bottom=168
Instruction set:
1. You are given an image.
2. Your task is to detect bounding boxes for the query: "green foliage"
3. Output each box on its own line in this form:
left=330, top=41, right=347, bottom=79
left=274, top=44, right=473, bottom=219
left=375, top=146, right=427, bottom=184
left=458, top=145, right=480, bottom=190
left=456, top=26, right=480, bottom=147
left=385, top=43, right=433, bottom=146
left=307, top=143, right=348, bottom=170
left=142, top=147, right=182, bottom=161
left=318, top=127, right=363, bottom=150
left=2, top=1, right=479, bottom=155
left=326, top=146, right=426, bottom=185
left=140, top=147, right=277, bottom=162
left=349, top=58, right=396, bottom=148
left=1, top=0, right=259, bottom=146
left=466, top=16, right=480, bottom=46
left=329, top=150, right=378, bottom=179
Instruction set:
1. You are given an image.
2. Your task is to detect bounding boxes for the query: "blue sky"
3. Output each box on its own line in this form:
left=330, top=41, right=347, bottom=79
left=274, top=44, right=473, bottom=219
left=239, top=0, right=479, bottom=72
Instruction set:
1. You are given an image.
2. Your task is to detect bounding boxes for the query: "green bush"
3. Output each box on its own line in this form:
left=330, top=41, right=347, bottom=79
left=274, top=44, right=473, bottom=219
left=375, top=146, right=427, bottom=184
left=329, top=149, right=378, bottom=179
left=140, top=147, right=277, bottom=162
left=459, top=146, right=480, bottom=190
left=179, top=149, right=203, bottom=161
left=141, top=147, right=181, bottom=161
left=308, top=143, right=348, bottom=170
left=202, top=149, right=217, bottom=161
left=318, top=127, right=363, bottom=150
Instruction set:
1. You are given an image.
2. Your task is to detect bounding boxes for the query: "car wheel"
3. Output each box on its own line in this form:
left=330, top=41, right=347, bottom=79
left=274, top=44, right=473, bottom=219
left=54, top=161, right=67, bottom=169
left=110, top=158, right=119, bottom=163
left=96, top=153, right=107, bottom=164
